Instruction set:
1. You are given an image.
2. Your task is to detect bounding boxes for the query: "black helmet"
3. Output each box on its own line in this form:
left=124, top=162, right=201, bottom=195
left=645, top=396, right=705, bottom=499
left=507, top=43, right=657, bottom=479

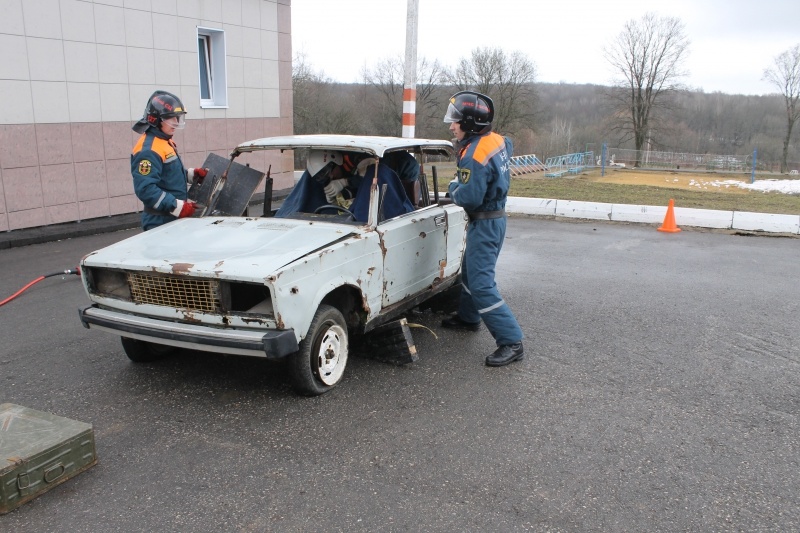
left=132, top=91, right=187, bottom=133
left=443, top=91, right=494, bottom=133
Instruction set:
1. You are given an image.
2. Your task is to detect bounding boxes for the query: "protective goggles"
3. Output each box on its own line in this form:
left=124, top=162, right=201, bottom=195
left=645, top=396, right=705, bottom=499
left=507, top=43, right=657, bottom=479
left=162, top=114, right=186, bottom=129
left=443, top=103, right=463, bottom=123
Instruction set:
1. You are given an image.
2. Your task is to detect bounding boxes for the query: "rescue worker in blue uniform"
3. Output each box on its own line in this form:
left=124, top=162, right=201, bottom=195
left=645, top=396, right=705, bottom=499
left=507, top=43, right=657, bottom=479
left=441, top=91, right=525, bottom=367
left=131, top=91, right=208, bottom=231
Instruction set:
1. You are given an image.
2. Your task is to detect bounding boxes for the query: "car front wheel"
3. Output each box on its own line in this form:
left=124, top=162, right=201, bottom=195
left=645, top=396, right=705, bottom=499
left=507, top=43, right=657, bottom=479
left=120, top=337, right=176, bottom=363
left=289, top=304, right=348, bottom=396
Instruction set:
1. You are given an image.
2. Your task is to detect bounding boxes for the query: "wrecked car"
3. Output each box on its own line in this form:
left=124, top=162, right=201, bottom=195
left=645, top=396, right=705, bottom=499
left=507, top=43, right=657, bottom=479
left=78, top=135, right=467, bottom=395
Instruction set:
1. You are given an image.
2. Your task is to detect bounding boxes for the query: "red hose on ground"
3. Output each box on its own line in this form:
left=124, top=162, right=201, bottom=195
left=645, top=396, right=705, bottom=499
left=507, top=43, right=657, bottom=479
left=0, top=268, right=80, bottom=307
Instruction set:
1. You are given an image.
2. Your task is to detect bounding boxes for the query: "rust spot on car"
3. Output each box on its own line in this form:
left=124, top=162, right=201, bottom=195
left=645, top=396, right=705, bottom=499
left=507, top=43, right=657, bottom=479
left=439, top=260, right=447, bottom=280
left=214, top=260, right=224, bottom=269
left=378, top=234, right=387, bottom=257
left=419, top=232, right=427, bottom=238
left=276, top=313, right=284, bottom=329
left=241, top=317, right=267, bottom=325
left=182, top=311, right=201, bottom=323
left=290, top=287, right=299, bottom=294
left=367, top=266, right=375, bottom=275
left=171, top=263, right=193, bottom=274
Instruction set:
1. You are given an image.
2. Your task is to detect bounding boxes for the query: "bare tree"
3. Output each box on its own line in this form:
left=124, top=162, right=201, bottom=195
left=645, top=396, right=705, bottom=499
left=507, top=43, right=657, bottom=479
left=446, top=47, right=538, bottom=136
left=361, top=56, right=448, bottom=138
left=763, top=44, right=800, bottom=173
left=292, top=53, right=361, bottom=136
left=604, top=13, right=689, bottom=167
left=547, top=117, right=573, bottom=156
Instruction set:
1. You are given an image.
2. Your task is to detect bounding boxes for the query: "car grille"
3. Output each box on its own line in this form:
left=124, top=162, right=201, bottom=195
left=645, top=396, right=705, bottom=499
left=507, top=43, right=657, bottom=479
left=127, top=273, right=220, bottom=312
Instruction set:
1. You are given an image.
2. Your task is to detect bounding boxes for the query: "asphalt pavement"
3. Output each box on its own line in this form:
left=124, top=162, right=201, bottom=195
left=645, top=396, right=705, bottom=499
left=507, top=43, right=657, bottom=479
left=1, top=216, right=799, bottom=531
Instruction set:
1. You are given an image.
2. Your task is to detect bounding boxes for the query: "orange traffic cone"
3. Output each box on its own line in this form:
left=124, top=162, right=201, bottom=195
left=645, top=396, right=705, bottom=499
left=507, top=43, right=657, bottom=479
left=658, top=199, right=681, bottom=233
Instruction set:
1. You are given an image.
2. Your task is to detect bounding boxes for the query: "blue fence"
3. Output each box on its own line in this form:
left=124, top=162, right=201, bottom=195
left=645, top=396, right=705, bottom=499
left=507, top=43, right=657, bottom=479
left=544, top=151, right=595, bottom=177
left=509, top=154, right=547, bottom=176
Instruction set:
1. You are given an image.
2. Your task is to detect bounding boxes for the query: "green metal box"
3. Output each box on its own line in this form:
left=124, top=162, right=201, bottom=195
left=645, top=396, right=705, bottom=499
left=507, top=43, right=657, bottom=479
left=0, top=403, right=97, bottom=514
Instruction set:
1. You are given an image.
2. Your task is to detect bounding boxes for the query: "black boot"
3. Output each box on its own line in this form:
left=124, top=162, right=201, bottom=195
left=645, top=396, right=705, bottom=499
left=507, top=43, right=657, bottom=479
left=485, top=342, right=524, bottom=367
left=441, top=314, right=481, bottom=332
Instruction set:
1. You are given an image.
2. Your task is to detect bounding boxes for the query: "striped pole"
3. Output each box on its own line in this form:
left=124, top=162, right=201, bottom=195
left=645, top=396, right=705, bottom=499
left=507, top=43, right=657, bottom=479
left=402, top=0, right=419, bottom=138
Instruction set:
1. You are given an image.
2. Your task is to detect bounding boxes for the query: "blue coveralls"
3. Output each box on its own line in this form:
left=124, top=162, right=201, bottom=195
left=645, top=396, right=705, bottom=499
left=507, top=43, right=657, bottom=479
left=131, top=127, right=189, bottom=231
left=274, top=170, right=331, bottom=217
left=448, top=131, right=524, bottom=347
left=351, top=162, right=414, bottom=222
left=383, top=151, right=419, bottom=182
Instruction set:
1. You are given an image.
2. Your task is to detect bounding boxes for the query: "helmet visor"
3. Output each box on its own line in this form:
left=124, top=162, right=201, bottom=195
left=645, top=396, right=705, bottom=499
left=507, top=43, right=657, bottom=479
left=443, top=102, right=463, bottom=124
left=163, top=114, right=186, bottom=130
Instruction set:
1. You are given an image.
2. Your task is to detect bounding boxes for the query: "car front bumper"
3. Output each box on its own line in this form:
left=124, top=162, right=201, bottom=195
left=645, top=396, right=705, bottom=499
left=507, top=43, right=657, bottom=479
left=79, top=305, right=298, bottom=359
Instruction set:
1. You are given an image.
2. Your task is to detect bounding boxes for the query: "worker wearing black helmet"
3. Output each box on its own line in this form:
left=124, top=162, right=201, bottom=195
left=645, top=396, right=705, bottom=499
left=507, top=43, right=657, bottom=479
left=441, top=91, right=524, bottom=367
left=131, top=90, right=208, bottom=230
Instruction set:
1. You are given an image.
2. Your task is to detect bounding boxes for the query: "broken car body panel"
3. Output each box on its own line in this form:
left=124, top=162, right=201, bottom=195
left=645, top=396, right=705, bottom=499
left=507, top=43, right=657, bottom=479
left=79, top=135, right=466, bottom=373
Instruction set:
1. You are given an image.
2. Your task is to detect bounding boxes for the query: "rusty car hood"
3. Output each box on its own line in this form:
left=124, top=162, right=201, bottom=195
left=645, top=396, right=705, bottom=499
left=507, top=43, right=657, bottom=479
left=82, top=217, right=360, bottom=280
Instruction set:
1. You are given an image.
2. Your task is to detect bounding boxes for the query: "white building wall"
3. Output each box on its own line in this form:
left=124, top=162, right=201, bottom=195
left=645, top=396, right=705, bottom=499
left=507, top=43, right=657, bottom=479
left=0, top=0, right=293, bottom=231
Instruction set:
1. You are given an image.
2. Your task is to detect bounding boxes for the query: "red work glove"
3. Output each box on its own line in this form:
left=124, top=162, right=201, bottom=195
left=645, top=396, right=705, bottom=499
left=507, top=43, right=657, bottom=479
left=172, top=200, right=197, bottom=218
left=189, top=167, right=208, bottom=184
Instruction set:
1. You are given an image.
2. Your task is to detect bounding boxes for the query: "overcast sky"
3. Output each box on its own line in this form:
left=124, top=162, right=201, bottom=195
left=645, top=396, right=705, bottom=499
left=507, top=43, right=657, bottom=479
left=291, top=0, right=799, bottom=96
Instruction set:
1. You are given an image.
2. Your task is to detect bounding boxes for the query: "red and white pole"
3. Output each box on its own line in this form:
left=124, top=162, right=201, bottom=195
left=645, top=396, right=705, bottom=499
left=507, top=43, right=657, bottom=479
left=402, top=0, right=419, bottom=138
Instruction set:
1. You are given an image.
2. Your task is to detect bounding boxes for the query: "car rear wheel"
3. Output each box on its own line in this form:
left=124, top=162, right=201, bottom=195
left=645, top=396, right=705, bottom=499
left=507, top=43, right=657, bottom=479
left=120, top=337, right=176, bottom=363
left=289, top=304, right=348, bottom=396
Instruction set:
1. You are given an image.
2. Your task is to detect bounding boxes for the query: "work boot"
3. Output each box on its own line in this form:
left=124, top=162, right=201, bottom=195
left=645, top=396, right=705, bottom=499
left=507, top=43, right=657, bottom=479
left=441, top=314, right=481, bottom=332
left=485, top=342, right=524, bottom=367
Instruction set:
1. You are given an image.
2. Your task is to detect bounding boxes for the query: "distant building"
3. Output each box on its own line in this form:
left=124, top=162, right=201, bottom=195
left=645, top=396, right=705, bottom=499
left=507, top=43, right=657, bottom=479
left=0, top=0, right=293, bottom=231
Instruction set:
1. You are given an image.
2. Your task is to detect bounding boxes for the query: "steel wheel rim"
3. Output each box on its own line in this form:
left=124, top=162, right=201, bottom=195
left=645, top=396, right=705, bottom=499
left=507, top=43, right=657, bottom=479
left=315, top=323, right=347, bottom=386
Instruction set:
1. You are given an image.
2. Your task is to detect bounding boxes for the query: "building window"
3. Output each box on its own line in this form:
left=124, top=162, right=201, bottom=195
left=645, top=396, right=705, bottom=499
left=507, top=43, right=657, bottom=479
left=197, top=27, right=228, bottom=108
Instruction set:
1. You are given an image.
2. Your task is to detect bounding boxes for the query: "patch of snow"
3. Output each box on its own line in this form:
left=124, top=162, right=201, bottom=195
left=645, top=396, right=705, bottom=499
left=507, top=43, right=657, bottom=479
left=688, top=178, right=800, bottom=194
left=714, top=179, right=800, bottom=194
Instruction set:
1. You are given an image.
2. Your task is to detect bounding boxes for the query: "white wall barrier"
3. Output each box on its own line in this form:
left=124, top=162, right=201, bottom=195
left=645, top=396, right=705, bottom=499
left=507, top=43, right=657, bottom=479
left=505, top=197, right=800, bottom=235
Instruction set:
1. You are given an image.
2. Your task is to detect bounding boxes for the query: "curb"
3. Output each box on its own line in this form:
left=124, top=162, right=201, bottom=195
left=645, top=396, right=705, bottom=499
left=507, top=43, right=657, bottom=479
left=505, top=197, right=800, bottom=235
left=0, top=214, right=141, bottom=250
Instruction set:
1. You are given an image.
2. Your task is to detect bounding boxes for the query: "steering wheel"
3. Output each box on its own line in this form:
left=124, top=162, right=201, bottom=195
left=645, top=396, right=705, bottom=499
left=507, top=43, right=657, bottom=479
left=313, top=204, right=356, bottom=220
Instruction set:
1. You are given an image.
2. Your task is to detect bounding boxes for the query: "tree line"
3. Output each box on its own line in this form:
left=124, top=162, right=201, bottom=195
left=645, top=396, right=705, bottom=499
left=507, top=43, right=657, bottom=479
left=292, top=14, right=799, bottom=173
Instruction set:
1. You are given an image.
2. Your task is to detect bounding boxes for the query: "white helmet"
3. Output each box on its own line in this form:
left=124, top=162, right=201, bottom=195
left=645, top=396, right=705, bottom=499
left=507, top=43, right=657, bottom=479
left=307, top=150, right=343, bottom=183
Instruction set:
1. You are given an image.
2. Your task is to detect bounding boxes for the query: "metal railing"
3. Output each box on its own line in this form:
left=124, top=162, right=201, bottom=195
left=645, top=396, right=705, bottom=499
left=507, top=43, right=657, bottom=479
left=509, top=154, right=547, bottom=176
left=543, top=151, right=595, bottom=177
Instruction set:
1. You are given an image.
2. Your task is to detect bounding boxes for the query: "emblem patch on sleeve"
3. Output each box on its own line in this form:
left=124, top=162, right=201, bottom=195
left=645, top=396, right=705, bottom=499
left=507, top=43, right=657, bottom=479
left=458, top=168, right=471, bottom=184
left=138, top=160, right=152, bottom=175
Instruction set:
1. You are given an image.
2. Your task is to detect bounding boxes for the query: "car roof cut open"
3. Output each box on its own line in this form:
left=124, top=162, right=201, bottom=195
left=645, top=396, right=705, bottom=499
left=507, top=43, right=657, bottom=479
left=231, top=134, right=453, bottom=159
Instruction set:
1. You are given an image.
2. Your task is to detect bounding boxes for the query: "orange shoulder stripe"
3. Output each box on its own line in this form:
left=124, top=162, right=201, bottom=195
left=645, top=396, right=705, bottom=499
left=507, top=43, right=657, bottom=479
left=132, top=135, right=176, bottom=162
left=471, top=133, right=505, bottom=165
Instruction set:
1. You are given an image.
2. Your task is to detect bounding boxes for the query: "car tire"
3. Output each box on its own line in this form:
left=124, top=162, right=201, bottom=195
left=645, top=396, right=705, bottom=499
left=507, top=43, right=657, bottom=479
left=289, top=304, right=348, bottom=396
left=120, top=337, right=176, bottom=363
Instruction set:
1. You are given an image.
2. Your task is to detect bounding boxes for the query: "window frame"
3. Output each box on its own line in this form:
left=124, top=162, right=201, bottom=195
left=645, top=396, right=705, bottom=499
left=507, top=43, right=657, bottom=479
left=196, top=26, right=228, bottom=109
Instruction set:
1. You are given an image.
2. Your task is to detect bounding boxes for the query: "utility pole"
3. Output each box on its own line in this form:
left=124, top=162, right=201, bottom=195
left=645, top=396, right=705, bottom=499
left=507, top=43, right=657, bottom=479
left=402, top=0, right=419, bottom=138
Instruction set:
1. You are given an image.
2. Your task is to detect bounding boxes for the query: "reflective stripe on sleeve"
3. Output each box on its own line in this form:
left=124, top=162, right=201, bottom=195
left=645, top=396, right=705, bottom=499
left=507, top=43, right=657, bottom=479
left=153, top=191, right=167, bottom=209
